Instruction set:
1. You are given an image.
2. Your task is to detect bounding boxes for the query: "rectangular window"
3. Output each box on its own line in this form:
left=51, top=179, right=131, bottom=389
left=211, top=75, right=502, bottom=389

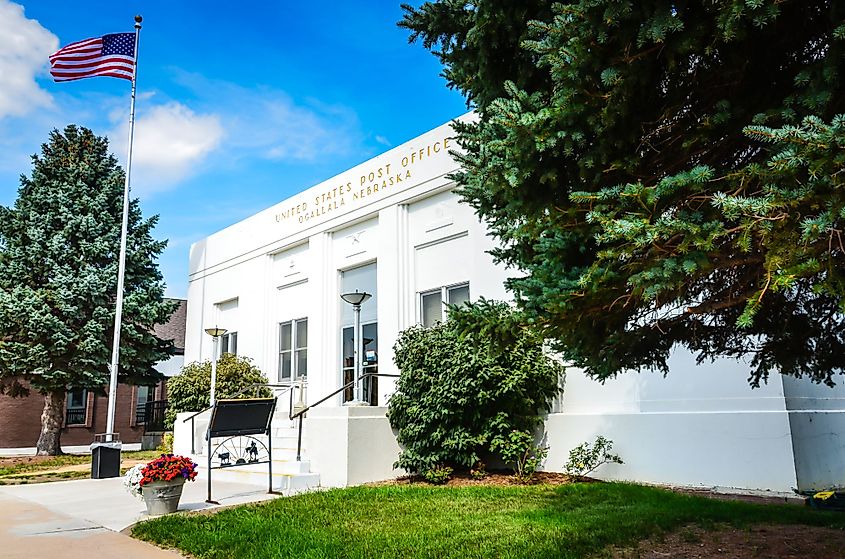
left=279, top=318, right=307, bottom=381
left=420, top=282, right=470, bottom=326
left=66, top=389, right=87, bottom=426
left=447, top=284, right=470, bottom=307
left=221, top=331, right=238, bottom=356
left=135, top=385, right=155, bottom=425
left=421, top=290, right=443, bottom=328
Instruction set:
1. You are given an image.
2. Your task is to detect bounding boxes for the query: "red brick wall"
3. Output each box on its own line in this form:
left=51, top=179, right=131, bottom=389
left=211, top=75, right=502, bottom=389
left=0, top=378, right=166, bottom=449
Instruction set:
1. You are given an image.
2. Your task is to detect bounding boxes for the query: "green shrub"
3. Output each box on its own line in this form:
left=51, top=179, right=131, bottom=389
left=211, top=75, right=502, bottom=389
left=157, top=432, right=174, bottom=454
left=388, top=299, right=564, bottom=475
left=422, top=465, right=453, bottom=485
left=491, top=429, right=549, bottom=483
left=470, top=462, right=487, bottom=480
left=565, top=435, right=624, bottom=478
left=164, top=353, right=272, bottom=429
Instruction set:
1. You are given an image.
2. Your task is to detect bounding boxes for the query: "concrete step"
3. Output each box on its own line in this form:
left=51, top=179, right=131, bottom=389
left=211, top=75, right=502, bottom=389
left=270, top=448, right=307, bottom=460
left=197, top=446, right=308, bottom=460
left=271, top=426, right=304, bottom=437
left=202, top=433, right=304, bottom=446
left=196, top=431, right=309, bottom=464
left=195, top=461, right=319, bottom=492
left=195, top=458, right=311, bottom=475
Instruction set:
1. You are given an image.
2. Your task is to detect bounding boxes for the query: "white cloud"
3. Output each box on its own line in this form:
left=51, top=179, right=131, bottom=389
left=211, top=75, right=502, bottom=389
left=170, top=71, right=363, bottom=164
left=253, top=95, right=359, bottom=161
left=110, top=101, right=224, bottom=196
left=0, top=1, right=58, bottom=119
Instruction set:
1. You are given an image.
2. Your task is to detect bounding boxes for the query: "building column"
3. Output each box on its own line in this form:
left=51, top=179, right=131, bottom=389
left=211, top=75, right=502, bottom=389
left=375, top=204, right=408, bottom=405
left=307, top=231, right=336, bottom=407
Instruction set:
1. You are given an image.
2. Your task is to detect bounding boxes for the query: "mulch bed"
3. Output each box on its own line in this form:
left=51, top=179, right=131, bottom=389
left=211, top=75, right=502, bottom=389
left=379, top=470, right=580, bottom=487
left=604, top=524, right=845, bottom=559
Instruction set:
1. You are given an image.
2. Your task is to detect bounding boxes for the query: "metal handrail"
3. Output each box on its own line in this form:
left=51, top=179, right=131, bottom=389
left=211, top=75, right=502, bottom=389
left=182, top=383, right=295, bottom=423
left=287, top=373, right=398, bottom=420
left=184, top=383, right=295, bottom=454
left=141, top=399, right=168, bottom=433
left=289, top=372, right=400, bottom=461
left=181, top=374, right=401, bottom=460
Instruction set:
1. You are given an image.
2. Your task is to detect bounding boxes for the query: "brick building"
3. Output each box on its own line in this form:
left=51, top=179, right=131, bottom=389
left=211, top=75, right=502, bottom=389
left=0, top=299, right=186, bottom=450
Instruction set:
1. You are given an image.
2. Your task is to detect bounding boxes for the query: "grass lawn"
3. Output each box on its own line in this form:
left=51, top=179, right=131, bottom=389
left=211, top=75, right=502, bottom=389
left=0, top=450, right=162, bottom=484
left=132, top=482, right=845, bottom=559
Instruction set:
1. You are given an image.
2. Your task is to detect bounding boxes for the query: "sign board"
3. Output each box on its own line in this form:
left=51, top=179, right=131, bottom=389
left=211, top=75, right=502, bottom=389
left=208, top=398, right=276, bottom=438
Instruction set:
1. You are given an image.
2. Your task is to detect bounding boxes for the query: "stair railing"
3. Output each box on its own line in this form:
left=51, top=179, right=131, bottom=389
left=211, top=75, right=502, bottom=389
left=182, top=383, right=296, bottom=454
left=288, top=372, right=400, bottom=462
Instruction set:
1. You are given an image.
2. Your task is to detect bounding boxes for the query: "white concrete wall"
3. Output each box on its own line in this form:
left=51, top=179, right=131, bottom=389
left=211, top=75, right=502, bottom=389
left=542, top=409, right=797, bottom=492
left=173, top=411, right=209, bottom=456
left=782, top=376, right=845, bottom=491
left=304, top=406, right=403, bottom=487
left=302, top=357, right=803, bottom=493
left=541, top=350, right=798, bottom=493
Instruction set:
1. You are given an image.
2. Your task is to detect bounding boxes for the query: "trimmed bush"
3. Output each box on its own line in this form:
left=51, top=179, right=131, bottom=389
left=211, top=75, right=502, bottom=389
left=388, top=299, right=564, bottom=477
left=165, top=353, right=271, bottom=429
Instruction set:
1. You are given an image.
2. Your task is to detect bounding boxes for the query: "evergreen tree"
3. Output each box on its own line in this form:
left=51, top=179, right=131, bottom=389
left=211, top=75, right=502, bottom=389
left=0, top=126, right=175, bottom=454
left=402, top=1, right=845, bottom=386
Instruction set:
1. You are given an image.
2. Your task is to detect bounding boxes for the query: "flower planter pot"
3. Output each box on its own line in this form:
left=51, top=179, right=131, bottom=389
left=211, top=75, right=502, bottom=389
left=141, top=477, right=186, bottom=515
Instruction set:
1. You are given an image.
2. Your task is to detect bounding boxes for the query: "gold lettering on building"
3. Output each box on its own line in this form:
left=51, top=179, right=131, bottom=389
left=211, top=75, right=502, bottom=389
left=274, top=136, right=452, bottom=226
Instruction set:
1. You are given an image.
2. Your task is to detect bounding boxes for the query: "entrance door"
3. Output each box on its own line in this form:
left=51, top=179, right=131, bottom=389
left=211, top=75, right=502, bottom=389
left=342, top=322, right=378, bottom=404
left=340, top=262, right=378, bottom=404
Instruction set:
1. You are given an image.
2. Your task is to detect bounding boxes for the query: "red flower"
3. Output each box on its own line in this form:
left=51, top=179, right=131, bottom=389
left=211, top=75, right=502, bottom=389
left=138, top=454, right=198, bottom=486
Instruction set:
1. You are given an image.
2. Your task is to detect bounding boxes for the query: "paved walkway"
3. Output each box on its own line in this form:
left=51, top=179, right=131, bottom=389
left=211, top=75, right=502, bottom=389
left=0, top=477, right=281, bottom=556
left=0, top=492, right=183, bottom=558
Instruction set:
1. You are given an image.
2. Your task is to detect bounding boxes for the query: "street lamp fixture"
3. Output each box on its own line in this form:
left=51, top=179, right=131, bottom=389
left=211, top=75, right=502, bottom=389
left=340, top=290, right=371, bottom=306
left=205, top=326, right=227, bottom=338
left=204, top=326, right=227, bottom=408
left=340, top=290, right=372, bottom=405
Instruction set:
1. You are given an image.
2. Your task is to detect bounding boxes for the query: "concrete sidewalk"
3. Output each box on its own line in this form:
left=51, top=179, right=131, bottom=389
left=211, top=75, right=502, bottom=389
left=0, top=476, right=279, bottom=531
left=0, top=491, right=183, bottom=558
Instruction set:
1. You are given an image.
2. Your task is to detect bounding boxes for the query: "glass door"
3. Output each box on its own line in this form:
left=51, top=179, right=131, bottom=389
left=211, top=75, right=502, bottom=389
left=342, top=322, right=378, bottom=404
left=340, top=262, right=378, bottom=404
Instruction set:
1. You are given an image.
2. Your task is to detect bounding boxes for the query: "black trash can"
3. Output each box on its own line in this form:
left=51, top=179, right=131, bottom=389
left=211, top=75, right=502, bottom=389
left=90, top=440, right=122, bottom=479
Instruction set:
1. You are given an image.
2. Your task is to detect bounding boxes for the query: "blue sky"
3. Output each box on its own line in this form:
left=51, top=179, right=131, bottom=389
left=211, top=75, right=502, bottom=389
left=0, top=0, right=468, bottom=298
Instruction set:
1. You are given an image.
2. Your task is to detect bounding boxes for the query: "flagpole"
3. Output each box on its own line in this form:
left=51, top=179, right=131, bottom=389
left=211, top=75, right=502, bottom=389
left=105, top=15, right=142, bottom=442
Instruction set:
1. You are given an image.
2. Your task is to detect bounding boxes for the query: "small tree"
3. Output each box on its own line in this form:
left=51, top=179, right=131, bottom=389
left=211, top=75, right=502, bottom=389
left=388, top=299, right=563, bottom=478
left=165, top=353, right=272, bottom=429
left=0, top=126, right=174, bottom=455
left=564, top=436, right=624, bottom=478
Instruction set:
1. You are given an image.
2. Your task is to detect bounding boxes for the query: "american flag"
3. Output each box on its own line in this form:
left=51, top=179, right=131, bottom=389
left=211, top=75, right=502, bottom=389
left=49, top=33, right=136, bottom=82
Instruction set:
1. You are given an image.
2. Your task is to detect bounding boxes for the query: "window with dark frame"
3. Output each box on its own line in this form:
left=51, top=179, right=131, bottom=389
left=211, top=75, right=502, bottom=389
left=220, top=331, right=238, bottom=356
left=134, top=385, right=155, bottom=425
left=65, top=388, right=87, bottom=426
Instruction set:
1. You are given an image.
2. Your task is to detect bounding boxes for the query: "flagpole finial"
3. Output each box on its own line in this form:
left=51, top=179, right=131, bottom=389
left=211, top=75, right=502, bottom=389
left=134, top=15, right=143, bottom=28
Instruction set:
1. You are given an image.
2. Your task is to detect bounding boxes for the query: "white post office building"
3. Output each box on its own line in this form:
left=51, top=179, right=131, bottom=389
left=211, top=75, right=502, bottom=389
left=177, top=115, right=845, bottom=494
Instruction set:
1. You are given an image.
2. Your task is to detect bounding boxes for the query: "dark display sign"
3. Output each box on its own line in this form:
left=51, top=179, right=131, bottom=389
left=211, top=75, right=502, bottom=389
left=208, top=398, right=276, bottom=438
